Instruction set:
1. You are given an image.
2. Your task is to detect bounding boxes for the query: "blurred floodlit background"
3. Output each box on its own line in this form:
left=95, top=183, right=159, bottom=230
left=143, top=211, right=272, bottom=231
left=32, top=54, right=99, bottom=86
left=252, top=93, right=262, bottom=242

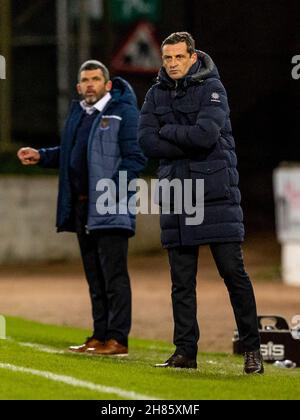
left=0, top=0, right=300, bottom=347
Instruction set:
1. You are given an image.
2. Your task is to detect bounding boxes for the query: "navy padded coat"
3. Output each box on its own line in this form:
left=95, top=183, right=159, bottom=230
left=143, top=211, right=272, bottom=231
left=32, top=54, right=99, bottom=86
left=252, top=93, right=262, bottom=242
left=138, top=51, right=245, bottom=248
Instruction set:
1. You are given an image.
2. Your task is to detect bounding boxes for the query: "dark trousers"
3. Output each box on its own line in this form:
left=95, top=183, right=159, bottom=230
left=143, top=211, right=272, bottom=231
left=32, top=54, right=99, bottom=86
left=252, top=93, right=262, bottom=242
left=75, top=201, right=131, bottom=347
left=168, top=243, right=261, bottom=359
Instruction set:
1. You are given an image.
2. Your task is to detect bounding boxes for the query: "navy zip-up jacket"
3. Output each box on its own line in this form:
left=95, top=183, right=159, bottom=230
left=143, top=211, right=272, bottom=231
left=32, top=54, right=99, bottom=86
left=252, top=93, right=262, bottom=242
left=39, top=77, right=146, bottom=235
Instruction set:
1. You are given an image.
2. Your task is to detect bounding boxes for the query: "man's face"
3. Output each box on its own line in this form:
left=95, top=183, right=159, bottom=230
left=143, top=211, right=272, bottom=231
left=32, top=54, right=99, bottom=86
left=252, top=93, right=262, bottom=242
left=77, top=69, right=112, bottom=105
left=162, top=42, right=198, bottom=80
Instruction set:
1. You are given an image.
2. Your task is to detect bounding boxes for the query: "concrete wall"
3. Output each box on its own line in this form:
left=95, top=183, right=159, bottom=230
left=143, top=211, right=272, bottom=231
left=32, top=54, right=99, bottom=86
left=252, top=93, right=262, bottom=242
left=0, top=176, right=161, bottom=263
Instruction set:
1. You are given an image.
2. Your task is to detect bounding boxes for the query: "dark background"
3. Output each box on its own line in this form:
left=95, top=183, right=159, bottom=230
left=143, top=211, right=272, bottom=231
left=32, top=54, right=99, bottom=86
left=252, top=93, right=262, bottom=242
left=6, top=0, right=300, bottom=231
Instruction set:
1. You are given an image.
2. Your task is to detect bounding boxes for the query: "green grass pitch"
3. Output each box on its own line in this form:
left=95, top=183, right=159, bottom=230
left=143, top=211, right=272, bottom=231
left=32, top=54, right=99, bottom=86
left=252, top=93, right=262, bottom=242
left=0, top=316, right=300, bottom=400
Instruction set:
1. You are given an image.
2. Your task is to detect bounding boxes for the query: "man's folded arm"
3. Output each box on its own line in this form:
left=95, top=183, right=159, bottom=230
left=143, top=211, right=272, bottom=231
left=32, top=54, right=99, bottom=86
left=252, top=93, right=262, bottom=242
left=159, top=81, right=228, bottom=151
left=138, top=90, right=186, bottom=160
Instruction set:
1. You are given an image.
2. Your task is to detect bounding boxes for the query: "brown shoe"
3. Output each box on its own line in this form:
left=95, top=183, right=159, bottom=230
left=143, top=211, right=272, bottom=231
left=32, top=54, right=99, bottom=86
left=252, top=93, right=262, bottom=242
left=69, top=337, right=104, bottom=354
left=87, top=339, right=128, bottom=357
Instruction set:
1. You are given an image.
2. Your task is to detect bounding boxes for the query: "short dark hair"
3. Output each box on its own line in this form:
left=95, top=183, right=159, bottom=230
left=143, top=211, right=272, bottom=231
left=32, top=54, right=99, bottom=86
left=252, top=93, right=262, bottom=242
left=78, top=60, right=110, bottom=82
left=162, top=32, right=196, bottom=56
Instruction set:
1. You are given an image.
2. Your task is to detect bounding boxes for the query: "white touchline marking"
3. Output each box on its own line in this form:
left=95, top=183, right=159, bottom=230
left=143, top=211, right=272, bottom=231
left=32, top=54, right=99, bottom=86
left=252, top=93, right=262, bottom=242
left=13, top=341, right=144, bottom=368
left=18, top=342, right=66, bottom=355
left=6, top=338, right=66, bottom=355
left=0, top=363, right=160, bottom=400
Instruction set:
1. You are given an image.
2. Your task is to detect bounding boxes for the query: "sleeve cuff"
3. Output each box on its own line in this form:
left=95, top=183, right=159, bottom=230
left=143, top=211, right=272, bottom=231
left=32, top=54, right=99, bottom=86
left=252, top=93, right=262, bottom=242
left=37, top=149, right=46, bottom=166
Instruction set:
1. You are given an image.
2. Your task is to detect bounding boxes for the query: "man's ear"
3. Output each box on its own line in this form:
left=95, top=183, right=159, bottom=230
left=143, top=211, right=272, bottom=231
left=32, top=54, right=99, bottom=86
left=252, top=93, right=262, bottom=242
left=77, top=83, right=82, bottom=95
left=106, top=80, right=113, bottom=92
left=191, top=52, right=198, bottom=64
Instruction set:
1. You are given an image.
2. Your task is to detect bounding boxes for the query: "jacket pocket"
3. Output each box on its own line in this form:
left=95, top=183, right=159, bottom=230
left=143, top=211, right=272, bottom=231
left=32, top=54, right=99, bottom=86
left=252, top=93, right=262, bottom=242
left=98, top=118, right=121, bottom=158
left=157, top=164, right=173, bottom=181
left=173, top=103, right=199, bottom=114
left=189, top=160, right=230, bottom=203
left=154, top=106, right=175, bottom=126
left=173, top=103, right=199, bottom=125
left=155, top=165, right=175, bottom=208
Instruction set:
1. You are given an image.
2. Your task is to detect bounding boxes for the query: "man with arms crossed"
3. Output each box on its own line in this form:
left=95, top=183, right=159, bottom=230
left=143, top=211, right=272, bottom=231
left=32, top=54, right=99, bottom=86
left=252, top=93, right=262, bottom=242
left=138, top=33, right=263, bottom=374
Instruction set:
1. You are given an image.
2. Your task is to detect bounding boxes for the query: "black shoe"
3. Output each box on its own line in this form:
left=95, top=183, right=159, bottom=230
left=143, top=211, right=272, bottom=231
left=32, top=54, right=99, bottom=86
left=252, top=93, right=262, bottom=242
left=155, top=354, right=197, bottom=370
left=244, top=350, right=264, bottom=375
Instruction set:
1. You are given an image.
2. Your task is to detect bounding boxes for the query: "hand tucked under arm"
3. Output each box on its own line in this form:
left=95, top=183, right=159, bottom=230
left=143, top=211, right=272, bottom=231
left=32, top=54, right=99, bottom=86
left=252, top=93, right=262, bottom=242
left=138, top=89, right=186, bottom=160
left=159, top=82, right=228, bottom=151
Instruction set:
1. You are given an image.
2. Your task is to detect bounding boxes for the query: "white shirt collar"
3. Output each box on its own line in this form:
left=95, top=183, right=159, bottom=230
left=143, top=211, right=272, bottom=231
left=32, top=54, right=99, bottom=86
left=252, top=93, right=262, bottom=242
left=80, top=92, right=112, bottom=115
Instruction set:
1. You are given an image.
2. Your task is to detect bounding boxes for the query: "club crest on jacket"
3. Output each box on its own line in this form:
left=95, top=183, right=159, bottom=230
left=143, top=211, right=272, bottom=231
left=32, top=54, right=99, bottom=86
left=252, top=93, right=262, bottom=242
left=100, top=118, right=110, bottom=130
